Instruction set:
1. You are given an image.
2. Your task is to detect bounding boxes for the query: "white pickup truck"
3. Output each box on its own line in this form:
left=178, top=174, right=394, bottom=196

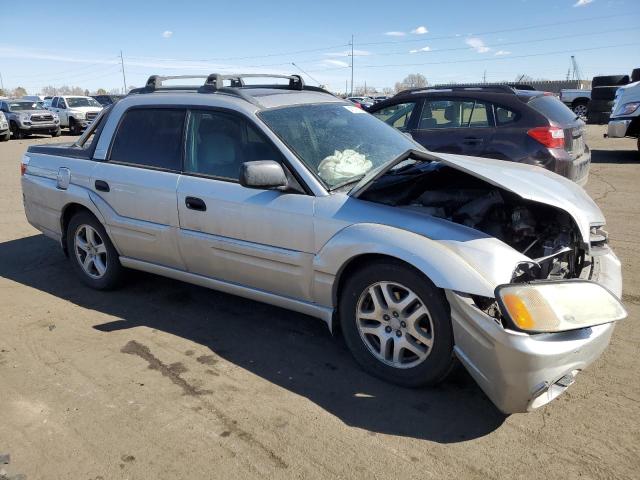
left=47, top=96, right=103, bottom=135
left=559, top=89, right=590, bottom=119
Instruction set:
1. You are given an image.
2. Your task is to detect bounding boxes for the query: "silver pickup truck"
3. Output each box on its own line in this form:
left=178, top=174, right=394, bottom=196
left=560, top=89, right=590, bottom=119
left=20, top=73, right=626, bottom=414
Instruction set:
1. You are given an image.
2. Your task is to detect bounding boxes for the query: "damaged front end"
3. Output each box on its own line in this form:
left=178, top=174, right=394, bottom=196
left=351, top=150, right=625, bottom=412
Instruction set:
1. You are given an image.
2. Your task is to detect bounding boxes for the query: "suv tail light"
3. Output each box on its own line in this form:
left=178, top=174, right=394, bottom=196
left=527, top=126, right=565, bottom=149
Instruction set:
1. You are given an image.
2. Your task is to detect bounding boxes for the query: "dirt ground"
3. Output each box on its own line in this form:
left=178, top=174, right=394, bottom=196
left=0, top=126, right=638, bottom=479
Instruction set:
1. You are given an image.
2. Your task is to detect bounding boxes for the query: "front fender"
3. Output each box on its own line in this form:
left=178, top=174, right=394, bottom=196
left=313, top=223, right=525, bottom=307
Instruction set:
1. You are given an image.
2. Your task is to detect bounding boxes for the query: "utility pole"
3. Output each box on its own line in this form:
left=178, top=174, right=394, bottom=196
left=483, top=70, right=486, bottom=83
left=0, top=71, right=4, bottom=92
left=120, top=50, right=127, bottom=94
left=350, top=34, right=354, bottom=97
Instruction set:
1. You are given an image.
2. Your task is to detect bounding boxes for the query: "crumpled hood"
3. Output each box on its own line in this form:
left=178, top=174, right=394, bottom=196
left=434, top=153, right=604, bottom=242
left=351, top=149, right=604, bottom=244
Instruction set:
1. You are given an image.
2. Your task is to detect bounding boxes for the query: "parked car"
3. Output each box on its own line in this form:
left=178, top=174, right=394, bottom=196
left=587, top=75, right=630, bottom=125
left=47, top=95, right=103, bottom=134
left=21, top=73, right=625, bottom=414
left=0, top=110, right=9, bottom=141
left=606, top=73, right=640, bottom=152
left=560, top=88, right=590, bottom=119
left=91, top=94, right=125, bottom=107
left=347, top=96, right=374, bottom=109
left=369, top=85, right=591, bottom=185
left=0, top=99, right=60, bottom=138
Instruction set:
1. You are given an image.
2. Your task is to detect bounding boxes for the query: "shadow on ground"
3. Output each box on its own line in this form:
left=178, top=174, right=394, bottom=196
left=0, top=234, right=506, bottom=443
left=591, top=149, right=638, bottom=164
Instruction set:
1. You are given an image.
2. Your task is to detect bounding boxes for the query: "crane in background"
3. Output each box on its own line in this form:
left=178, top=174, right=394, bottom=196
left=566, top=55, right=584, bottom=81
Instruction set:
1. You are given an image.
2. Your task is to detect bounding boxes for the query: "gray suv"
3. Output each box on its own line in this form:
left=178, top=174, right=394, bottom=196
left=20, top=74, right=625, bottom=414
left=1, top=99, right=61, bottom=138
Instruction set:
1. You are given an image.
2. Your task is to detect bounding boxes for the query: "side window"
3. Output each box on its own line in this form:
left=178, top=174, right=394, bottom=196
left=185, top=110, right=282, bottom=181
left=495, top=105, right=518, bottom=126
left=420, top=99, right=490, bottom=129
left=371, top=102, right=416, bottom=131
left=51, top=98, right=58, bottom=108
left=58, top=98, right=67, bottom=109
left=110, top=108, right=186, bottom=170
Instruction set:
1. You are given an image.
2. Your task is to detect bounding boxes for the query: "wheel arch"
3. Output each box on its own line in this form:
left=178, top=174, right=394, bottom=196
left=60, top=201, right=106, bottom=256
left=572, top=97, right=590, bottom=106
left=313, top=223, right=497, bottom=315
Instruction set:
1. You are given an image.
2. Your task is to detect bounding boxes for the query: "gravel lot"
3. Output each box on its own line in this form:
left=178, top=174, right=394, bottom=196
left=0, top=126, right=638, bottom=479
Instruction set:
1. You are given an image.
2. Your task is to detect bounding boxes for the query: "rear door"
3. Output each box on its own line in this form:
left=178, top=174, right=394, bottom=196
left=410, top=98, right=495, bottom=156
left=90, top=107, right=187, bottom=269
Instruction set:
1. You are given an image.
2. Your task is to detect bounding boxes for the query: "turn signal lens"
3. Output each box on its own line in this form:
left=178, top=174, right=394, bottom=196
left=496, top=281, right=626, bottom=333
left=20, top=155, right=30, bottom=176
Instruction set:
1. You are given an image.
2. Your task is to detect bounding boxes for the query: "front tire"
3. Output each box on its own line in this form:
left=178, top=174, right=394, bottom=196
left=69, top=118, right=81, bottom=135
left=0, top=131, right=9, bottom=142
left=10, top=122, right=23, bottom=139
left=66, top=212, right=123, bottom=290
left=51, top=128, right=61, bottom=137
left=339, top=260, right=454, bottom=387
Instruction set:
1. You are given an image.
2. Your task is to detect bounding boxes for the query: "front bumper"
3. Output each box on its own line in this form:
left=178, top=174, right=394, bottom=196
left=607, top=119, right=632, bottom=138
left=19, top=121, right=60, bottom=132
left=447, top=250, right=622, bottom=414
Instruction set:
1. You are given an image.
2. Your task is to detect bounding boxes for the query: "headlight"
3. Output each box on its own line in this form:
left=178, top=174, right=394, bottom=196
left=20, top=114, right=30, bottom=121
left=496, top=281, right=626, bottom=333
left=73, top=111, right=86, bottom=119
left=618, top=102, right=640, bottom=115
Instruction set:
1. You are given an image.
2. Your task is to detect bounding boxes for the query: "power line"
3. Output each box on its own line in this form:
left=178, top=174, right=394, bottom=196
left=307, top=42, right=640, bottom=72
left=356, top=13, right=634, bottom=46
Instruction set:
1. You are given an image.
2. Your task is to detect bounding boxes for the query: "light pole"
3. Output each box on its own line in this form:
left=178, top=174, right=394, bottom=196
left=350, top=34, right=354, bottom=97
left=120, top=51, right=127, bottom=94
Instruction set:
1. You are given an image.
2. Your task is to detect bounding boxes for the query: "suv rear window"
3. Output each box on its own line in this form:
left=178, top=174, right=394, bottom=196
left=528, top=95, right=577, bottom=125
left=110, top=108, right=185, bottom=170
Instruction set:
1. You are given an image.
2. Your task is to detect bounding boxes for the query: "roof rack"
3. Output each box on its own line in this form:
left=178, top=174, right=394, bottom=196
left=127, top=73, right=333, bottom=106
left=395, top=83, right=537, bottom=97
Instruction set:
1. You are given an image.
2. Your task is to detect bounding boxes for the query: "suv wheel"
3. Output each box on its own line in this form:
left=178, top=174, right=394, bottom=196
left=0, top=131, right=9, bottom=142
left=339, top=260, right=454, bottom=387
left=66, top=212, right=123, bottom=290
left=51, top=128, right=61, bottom=137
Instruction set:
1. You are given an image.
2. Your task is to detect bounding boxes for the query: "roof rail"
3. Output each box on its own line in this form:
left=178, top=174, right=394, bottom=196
left=126, top=73, right=335, bottom=106
left=396, top=84, right=518, bottom=96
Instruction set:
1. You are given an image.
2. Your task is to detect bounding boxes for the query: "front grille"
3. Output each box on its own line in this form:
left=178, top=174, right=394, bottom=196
left=86, top=112, right=99, bottom=121
left=30, top=114, right=54, bottom=122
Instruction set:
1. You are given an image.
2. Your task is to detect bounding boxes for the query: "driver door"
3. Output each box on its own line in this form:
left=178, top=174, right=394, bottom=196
left=176, top=109, right=316, bottom=301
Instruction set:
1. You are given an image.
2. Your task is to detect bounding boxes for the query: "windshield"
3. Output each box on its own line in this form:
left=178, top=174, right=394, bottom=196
left=259, top=103, right=417, bottom=189
left=9, top=102, right=45, bottom=111
left=66, top=97, right=101, bottom=108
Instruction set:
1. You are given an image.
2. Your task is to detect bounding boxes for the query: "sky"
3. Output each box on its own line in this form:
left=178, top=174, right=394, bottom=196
left=0, top=0, right=638, bottom=95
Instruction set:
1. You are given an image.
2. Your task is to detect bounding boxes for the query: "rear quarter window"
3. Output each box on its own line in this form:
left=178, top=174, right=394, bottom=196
left=528, top=95, right=577, bottom=124
left=109, top=108, right=186, bottom=170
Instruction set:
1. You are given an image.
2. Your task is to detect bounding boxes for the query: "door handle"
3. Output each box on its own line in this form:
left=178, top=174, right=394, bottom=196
left=95, top=180, right=110, bottom=192
left=185, top=196, right=206, bottom=211
left=463, top=137, right=483, bottom=144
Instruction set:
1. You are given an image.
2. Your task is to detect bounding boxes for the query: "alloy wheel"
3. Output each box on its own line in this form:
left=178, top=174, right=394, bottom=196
left=355, top=281, right=434, bottom=369
left=74, top=224, right=108, bottom=278
left=573, top=104, right=588, bottom=119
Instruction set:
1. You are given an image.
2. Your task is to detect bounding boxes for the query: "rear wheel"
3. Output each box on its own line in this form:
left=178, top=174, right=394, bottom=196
left=572, top=100, right=589, bottom=120
left=0, top=131, right=9, bottom=142
left=66, top=212, right=123, bottom=290
left=339, top=260, right=454, bottom=387
left=51, top=128, right=61, bottom=137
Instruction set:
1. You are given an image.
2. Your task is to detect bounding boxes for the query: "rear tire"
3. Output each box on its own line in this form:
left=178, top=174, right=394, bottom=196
left=51, top=128, right=61, bottom=137
left=572, top=100, right=589, bottom=120
left=0, top=131, right=9, bottom=142
left=66, top=212, right=123, bottom=290
left=339, top=260, right=454, bottom=387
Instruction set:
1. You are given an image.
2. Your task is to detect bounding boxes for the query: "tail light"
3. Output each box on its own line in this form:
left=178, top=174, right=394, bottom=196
left=354, top=102, right=363, bottom=109
left=21, top=155, right=30, bottom=176
left=527, top=126, right=565, bottom=149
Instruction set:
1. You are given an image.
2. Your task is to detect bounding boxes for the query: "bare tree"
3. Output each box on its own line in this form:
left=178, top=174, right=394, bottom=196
left=108, top=88, right=120, bottom=95
left=394, top=73, right=427, bottom=93
left=95, top=88, right=108, bottom=95
left=41, top=85, right=58, bottom=96
left=12, top=86, right=28, bottom=97
left=382, top=87, right=394, bottom=95
left=0, top=88, right=6, bottom=97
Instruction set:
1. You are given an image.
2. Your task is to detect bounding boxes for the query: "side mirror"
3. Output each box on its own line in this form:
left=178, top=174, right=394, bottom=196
left=240, top=160, right=288, bottom=190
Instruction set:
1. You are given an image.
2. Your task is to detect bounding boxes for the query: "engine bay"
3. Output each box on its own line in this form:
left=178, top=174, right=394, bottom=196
left=359, top=160, right=589, bottom=282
